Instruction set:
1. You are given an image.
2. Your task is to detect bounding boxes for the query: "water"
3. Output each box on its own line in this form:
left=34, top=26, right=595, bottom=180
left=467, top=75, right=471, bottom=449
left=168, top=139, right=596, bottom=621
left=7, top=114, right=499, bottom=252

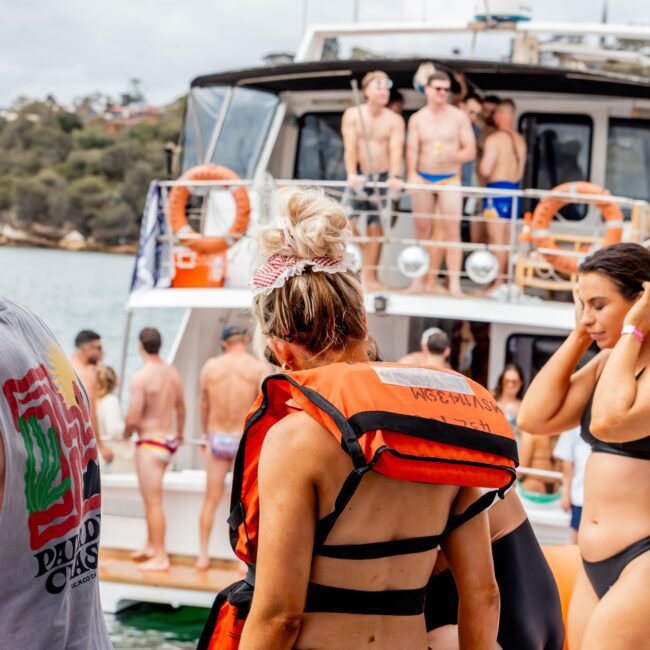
left=0, top=246, right=183, bottom=386
left=106, top=604, right=207, bottom=649
left=0, top=246, right=200, bottom=647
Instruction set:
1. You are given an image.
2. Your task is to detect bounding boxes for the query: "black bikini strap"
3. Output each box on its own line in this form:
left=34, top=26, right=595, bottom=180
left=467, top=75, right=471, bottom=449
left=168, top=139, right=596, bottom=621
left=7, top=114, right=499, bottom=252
left=313, top=466, right=371, bottom=549
left=317, top=533, right=443, bottom=560
left=304, top=582, right=427, bottom=616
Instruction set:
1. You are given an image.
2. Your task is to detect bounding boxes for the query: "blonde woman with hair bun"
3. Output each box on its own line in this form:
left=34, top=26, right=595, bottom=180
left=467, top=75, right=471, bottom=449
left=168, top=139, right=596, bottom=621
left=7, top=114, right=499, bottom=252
left=206, top=188, right=502, bottom=650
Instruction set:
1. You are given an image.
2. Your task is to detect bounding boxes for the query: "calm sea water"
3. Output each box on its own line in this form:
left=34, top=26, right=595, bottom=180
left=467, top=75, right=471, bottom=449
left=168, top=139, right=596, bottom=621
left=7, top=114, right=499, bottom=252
left=0, top=246, right=183, bottom=386
left=0, top=246, right=204, bottom=646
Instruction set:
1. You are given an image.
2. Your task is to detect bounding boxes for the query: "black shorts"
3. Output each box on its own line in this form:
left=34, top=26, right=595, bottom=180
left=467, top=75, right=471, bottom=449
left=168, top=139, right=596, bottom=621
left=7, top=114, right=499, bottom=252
left=425, top=520, right=565, bottom=650
left=347, top=172, right=388, bottom=228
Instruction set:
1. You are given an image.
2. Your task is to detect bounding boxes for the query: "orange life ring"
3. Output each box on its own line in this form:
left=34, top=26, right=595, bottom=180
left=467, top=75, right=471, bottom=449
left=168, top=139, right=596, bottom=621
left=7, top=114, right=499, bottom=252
left=167, top=164, right=250, bottom=254
left=529, top=182, right=623, bottom=275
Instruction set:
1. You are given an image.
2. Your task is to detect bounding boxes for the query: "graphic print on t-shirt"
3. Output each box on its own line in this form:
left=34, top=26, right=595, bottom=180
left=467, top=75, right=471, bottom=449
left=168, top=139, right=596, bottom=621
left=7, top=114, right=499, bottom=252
left=2, top=342, right=101, bottom=594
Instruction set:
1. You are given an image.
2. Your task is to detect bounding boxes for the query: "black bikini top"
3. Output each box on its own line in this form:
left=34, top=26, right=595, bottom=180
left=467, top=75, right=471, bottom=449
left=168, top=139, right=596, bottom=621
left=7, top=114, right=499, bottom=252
left=581, top=369, right=650, bottom=461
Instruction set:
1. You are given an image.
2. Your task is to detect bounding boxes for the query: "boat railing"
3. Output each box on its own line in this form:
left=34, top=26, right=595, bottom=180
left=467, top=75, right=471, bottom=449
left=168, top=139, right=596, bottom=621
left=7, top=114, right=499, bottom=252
left=139, top=177, right=650, bottom=300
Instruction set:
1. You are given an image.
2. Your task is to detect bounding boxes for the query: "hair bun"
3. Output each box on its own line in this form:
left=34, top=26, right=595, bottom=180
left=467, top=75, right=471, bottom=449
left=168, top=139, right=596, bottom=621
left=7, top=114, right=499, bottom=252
left=257, top=188, right=350, bottom=260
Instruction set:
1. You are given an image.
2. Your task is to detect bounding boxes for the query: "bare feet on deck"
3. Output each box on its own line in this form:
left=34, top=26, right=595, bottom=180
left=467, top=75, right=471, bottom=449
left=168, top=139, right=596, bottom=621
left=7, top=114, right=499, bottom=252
left=424, top=283, right=450, bottom=296
left=195, top=555, right=211, bottom=572
left=130, top=547, right=154, bottom=562
left=363, top=280, right=385, bottom=293
left=139, top=555, right=170, bottom=572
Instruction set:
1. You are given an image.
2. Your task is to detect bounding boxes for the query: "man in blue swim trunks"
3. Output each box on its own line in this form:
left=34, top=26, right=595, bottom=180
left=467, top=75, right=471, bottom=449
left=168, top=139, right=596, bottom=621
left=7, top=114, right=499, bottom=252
left=406, top=71, right=476, bottom=296
left=479, top=99, right=527, bottom=287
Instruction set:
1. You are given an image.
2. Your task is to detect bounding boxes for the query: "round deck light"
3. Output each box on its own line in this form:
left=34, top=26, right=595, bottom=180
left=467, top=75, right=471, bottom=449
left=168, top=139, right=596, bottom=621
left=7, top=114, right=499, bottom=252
left=465, top=250, right=499, bottom=285
left=346, top=244, right=363, bottom=273
left=398, top=246, right=429, bottom=279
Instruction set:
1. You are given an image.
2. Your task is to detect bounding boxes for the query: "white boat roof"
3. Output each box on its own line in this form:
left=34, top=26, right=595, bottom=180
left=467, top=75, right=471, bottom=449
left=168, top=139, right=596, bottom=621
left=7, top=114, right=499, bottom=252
left=127, top=288, right=574, bottom=331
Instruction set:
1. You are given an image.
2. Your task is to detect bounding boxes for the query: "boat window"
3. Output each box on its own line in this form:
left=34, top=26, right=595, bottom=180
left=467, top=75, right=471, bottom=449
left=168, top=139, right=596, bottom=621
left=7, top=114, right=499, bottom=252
left=294, top=109, right=417, bottom=182
left=505, top=333, right=597, bottom=388
left=181, top=87, right=228, bottom=171
left=210, top=88, right=279, bottom=178
left=519, top=113, right=593, bottom=221
left=180, top=86, right=279, bottom=177
left=606, top=118, right=650, bottom=203
left=295, top=112, right=346, bottom=181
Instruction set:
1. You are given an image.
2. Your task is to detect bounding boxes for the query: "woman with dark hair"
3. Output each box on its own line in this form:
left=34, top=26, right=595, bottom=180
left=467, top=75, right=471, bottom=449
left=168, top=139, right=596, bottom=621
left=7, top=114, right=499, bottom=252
left=494, top=363, right=525, bottom=444
left=519, top=242, right=650, bottom=649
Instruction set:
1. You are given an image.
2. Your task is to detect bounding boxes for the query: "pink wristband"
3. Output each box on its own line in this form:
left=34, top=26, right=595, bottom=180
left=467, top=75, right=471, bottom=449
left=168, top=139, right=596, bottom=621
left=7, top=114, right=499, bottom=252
left=621, top=324, right=644, bottom=343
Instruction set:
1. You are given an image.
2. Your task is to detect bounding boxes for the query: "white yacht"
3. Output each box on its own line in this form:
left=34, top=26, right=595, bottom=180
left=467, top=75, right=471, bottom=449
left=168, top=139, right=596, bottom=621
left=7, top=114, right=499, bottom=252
left=100, top=16, right=650, bottom=611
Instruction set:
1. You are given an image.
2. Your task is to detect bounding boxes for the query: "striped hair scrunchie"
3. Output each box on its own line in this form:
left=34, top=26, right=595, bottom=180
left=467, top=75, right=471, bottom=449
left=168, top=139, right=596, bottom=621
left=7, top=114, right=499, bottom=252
left=251, top=254, right=355, bottom=296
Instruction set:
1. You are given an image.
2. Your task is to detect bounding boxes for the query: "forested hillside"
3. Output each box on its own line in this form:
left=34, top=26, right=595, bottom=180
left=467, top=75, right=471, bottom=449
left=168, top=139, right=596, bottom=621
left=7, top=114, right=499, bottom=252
left=0, top=97, right=183, bottom=246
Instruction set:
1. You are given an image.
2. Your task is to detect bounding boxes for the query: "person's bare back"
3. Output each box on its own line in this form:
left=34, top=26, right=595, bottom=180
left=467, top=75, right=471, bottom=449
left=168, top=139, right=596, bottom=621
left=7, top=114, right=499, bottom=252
left=482, top=129, right=526, bottom=183
left=200, top=351, right=266, bottom=434
left=130, top=360, right=184, bottom=438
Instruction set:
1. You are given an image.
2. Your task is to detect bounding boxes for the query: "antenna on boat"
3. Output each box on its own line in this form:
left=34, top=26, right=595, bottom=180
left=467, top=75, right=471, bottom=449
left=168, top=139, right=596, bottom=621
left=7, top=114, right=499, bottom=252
left=600, top=0, right=609, bottom=47
left=481, top=0, right=496, bottom=28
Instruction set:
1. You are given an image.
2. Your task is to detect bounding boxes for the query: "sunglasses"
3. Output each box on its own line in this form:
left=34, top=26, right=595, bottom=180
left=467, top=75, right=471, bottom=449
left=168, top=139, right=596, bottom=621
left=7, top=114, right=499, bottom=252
left=264, top=345, right=281, bottom=367
left=263, top=334, right=295, bottom=368
left=370, top=79, right=393, bottom=90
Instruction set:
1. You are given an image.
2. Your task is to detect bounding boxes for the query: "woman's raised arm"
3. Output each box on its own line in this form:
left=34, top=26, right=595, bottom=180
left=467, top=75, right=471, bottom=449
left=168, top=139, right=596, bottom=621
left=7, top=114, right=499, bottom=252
left=518, top=292, right=603, bottom=435
left=591, top=282, right=650, bottom=441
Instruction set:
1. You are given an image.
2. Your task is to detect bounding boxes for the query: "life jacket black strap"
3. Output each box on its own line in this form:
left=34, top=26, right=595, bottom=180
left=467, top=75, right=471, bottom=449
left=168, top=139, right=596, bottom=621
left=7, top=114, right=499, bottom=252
left=317, top=533, right=443, bottom=560
left=304, top=582, right=427, bottom=616
left=443, top=483, right=510, bottom=536
left=313, top=466, right=370, bottom=549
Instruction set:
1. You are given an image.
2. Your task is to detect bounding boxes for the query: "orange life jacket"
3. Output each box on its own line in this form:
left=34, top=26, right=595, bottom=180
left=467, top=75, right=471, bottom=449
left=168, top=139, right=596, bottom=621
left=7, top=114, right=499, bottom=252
left=198, top=362, right=518, bottom=649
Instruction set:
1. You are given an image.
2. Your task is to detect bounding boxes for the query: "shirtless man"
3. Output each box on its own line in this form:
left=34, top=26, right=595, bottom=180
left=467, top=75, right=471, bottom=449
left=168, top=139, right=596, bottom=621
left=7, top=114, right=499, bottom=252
left=479, top=99, right=527, bottom=285
left=195, top=325, right=267, bottom=570
left=406, top=72, right=476, bottom=296
left=399, top=327, right=451, bottom=368
left=71, top=330, right=113, bottom=464
left=341, top=70, right=405, bottom=290
left=124, top=327, right=185, bottom=571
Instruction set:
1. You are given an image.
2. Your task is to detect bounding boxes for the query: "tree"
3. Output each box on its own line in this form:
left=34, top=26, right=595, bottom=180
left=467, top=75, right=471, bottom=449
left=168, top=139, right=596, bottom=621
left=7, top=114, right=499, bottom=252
left=67, top=176, right=110, bottom=234
left=91, top=199, right=138, bottom=244
left=58, top=112, right=83, bottom=133
left=122, top=160, right=155, bottom=213
left=14, top=178, right=49, bottom=225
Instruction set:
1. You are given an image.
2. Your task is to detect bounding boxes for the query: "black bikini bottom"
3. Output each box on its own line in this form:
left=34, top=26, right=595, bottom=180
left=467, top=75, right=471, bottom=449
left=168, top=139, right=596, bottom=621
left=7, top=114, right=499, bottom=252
left=583, top=536, right=650, bottom=599
left=425, top=519, right=564, bottom=650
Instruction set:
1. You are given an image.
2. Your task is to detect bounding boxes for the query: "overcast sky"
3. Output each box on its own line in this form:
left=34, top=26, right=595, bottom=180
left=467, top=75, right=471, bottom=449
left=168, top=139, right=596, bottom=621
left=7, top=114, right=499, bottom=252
left=0, top=0, right=647, bottom=108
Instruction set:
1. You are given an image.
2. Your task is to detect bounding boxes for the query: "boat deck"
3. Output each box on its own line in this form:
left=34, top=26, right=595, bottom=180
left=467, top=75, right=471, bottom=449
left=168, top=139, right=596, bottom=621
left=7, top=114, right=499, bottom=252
left=99, top=548, right=240, bottom=613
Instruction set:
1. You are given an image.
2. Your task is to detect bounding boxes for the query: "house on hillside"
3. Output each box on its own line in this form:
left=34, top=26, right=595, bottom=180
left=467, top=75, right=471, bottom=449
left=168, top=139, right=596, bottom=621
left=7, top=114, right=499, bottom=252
left=104, top=105, right=161, bottom=134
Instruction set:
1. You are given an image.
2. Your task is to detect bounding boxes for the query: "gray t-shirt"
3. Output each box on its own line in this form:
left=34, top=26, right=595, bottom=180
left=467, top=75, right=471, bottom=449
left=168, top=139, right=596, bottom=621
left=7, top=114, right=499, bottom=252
left=0, top=299, right=111, bottom=648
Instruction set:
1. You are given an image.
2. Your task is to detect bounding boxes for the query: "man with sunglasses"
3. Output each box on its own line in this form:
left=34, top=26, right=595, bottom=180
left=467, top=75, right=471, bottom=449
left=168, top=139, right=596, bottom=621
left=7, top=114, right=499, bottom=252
left=406, top=71, right=476, bottom=296
left=71, top=329, right=113, bottom=464
left=342, top=70, right=406, bottom=291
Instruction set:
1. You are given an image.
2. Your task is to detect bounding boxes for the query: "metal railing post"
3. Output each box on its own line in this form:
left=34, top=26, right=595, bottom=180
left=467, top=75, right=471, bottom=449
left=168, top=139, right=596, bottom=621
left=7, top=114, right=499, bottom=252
left=508, top=193, right=520, bottom=302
